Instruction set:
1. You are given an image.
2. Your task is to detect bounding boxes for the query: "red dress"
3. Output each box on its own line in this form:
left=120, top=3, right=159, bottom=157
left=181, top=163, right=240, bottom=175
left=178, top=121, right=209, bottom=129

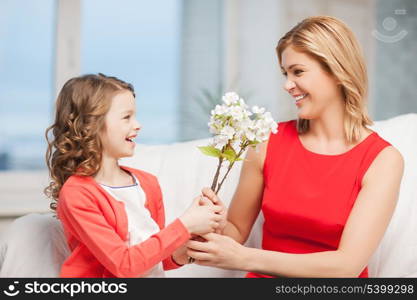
left=247, top=120, right=391, bottom=278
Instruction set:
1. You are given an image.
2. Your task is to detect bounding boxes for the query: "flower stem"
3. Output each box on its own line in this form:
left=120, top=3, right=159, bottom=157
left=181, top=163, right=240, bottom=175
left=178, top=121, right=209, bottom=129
left=211, top=157, right=223, bottom=191
left=215, top=162, right=234, bottom=194
left=215, top=147, right=246, bottom=194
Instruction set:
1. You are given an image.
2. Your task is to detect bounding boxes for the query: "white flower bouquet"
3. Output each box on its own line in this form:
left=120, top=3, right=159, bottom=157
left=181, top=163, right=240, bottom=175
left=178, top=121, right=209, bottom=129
left=198, top=92, right=278, bottom=194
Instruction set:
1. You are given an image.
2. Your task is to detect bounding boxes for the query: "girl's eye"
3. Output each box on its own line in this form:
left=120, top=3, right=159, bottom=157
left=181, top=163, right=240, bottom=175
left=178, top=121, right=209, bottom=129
left=123, top=115, right=130, bottom=120
left=282, top=71, right=287, bottom=77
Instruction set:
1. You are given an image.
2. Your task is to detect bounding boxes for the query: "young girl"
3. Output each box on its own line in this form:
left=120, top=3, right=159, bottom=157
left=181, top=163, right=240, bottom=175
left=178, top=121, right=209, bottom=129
left=188, top=16, right=404, bottom=277
left=45, top=73, right=223, bottom=277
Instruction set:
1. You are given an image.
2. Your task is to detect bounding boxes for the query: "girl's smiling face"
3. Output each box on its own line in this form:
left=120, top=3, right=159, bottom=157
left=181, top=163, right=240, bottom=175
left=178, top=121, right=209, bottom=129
left=281, top=46, right=343, bottom=120
left=99, top=90, right=141, bottom=159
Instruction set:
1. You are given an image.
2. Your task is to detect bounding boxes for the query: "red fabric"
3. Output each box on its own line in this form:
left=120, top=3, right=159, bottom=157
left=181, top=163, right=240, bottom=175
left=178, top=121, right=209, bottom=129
left=57, top=166, right=190, bottom=278
left=247, top=120, right=391, bottom=278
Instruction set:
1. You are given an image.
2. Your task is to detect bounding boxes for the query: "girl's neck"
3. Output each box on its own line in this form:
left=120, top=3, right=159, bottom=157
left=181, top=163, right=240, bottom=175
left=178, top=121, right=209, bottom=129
left=94, top=154, right=133, bottom=186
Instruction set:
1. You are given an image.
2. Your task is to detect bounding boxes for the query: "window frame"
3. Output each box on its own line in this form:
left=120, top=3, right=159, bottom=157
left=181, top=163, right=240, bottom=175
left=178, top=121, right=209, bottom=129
left=0, top=0, right=80, bottom=222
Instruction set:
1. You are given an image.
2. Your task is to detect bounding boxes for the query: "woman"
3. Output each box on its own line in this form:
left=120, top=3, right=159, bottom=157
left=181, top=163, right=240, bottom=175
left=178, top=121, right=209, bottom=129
left=187, top=16, right=404, bottom=277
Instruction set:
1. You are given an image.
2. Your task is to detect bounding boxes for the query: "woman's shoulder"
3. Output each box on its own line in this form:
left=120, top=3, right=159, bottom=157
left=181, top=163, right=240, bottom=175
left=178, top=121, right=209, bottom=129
left=373, top=145, right=404, bottom=168
left=246, top=120, right=296, bottom=170
left=364, top=129, right=402, bottom=164
left=362, top=143, right=404, bottom=187
left=278, top=119, right=297, bottom=126
left=277, top=119, right=296, bottom=131
left=272, top=119, right=297, bottom=138
left=265, top=119, right=297, bottom=147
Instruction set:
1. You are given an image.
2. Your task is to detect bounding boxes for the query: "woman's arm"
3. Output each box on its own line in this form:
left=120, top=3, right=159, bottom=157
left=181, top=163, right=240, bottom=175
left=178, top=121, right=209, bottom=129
left=189, top=146, right=404, bottom=277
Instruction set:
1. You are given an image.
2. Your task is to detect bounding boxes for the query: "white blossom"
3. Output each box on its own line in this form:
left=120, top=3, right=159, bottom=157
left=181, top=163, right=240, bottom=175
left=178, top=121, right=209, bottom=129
left=252, top=105, right=265, bottom=114
left=229, top=106, right=245, bottom=121
left=238, top=98, right=249, bottom=109
left=245, top=129, right=256, bottom=141
left=220, top=125, right=235, bottom=140
left=208, top=92, right=277, bottom=146
left=212, top=104, right=229, bottom=116
left=212, top=134, right=229, bottom=149
left=222, top=92, right=240, bottom=105
left=201, top=91, right=278, bottom=193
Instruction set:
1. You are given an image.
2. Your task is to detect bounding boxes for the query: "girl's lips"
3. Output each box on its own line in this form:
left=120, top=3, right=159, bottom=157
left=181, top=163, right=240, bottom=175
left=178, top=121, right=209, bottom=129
left=126, top=139, right=136, bottom=146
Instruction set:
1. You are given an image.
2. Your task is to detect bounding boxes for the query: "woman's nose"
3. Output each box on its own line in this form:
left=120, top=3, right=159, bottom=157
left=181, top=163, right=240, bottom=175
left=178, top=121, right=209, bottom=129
left=283, top=78, right=296, bottom=93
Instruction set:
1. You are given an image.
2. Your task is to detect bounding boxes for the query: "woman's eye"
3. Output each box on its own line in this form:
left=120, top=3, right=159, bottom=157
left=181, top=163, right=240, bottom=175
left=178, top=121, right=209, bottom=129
left=282, top=71, right=287, bottom=77
left=123, top=115, right=130, bottom=120
left=294, top=69, right=304, bottom=76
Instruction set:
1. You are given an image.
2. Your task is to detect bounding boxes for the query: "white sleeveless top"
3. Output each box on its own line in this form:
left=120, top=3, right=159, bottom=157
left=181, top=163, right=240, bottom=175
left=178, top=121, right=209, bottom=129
left=100, top=174, right=165, bottom=278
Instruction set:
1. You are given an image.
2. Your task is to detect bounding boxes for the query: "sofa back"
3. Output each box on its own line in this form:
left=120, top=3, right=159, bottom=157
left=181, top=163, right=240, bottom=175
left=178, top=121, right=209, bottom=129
left=1, top=114, right=416, bottom=277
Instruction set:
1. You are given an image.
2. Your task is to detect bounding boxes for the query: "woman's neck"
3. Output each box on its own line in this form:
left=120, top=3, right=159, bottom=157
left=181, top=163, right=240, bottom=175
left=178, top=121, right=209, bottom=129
left=301, top=105, right=371, bottom=154
left=300, top=102, right=359, bottom=155
left=308, top=118, right=346, bottom=143
left=94, top=154, right=132, bottom=186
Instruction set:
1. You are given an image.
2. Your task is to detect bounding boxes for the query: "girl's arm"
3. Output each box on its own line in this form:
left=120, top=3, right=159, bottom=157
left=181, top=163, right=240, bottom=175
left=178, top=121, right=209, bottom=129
left=190, top=146, right=404, bottom=277
left=59, top=187, right=191, bottom=278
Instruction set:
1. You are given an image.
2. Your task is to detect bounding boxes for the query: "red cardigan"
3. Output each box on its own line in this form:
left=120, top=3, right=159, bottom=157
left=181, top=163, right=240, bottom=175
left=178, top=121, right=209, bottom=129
left=57, top=166, right=190, bottom=277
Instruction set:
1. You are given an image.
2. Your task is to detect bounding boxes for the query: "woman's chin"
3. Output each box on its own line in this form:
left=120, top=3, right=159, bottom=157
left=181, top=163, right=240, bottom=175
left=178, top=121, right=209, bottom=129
left=297, top=111, right=311, bottom=120
left=296, top=107, right=317, bottom=120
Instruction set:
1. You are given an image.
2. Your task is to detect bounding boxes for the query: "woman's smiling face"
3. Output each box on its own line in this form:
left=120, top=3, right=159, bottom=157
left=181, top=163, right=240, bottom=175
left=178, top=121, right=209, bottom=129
left=281, top=46, right=343, bottom=120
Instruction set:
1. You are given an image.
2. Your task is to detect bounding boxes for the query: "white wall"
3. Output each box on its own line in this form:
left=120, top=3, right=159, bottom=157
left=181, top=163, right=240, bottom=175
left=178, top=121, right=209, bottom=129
left=180, top=0, right=377, bottom=134
left=373, top=0, right=417, bottom=120
left=228, top=0, right=376, bottom=122
left=55, top=0, right=81, bottom=96
left=179, top=0, right=224, bottom=141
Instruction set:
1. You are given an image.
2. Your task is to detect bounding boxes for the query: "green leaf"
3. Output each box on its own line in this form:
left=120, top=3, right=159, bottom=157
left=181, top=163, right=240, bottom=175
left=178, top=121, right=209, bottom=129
left=221, top=148, right=237, bottom=162
left=198, top=146, right=222, bottom=158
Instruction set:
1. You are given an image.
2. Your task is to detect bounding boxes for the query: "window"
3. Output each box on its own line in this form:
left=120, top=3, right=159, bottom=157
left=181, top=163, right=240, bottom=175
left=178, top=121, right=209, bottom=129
left=0, top=0, right=55, bottom=170
left=81, top=0, right=181, bottom=144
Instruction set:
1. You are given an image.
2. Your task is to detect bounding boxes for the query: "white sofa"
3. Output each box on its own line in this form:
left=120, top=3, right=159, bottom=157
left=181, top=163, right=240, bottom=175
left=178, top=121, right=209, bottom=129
left=1, top=113, right=416, bottom=277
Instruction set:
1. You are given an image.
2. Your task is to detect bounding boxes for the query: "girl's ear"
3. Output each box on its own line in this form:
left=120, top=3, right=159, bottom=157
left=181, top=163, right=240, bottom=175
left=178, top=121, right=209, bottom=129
left=96, top=125, right=105, bottom=143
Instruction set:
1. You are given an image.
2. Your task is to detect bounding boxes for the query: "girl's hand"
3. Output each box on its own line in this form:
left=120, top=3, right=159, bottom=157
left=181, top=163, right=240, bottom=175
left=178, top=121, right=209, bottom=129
left=179, top=196, right=223, bottom=236
left=201, top=187, right=228, bottom=234
left=172, top=245, right=189, bottom=266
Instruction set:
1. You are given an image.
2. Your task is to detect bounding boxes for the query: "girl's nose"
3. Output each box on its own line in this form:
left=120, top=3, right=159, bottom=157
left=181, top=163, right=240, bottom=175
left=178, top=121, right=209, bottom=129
left=134, top=120, right=142, bottom=131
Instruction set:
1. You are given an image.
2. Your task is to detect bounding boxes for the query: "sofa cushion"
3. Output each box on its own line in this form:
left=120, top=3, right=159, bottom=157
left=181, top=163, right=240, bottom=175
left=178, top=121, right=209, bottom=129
left=368, top=114, right=417, bottom=277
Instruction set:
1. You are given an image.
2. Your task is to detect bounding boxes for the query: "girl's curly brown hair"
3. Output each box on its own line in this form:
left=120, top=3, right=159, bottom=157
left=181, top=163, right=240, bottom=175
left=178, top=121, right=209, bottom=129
left=44, top=73, right=135, bottom=211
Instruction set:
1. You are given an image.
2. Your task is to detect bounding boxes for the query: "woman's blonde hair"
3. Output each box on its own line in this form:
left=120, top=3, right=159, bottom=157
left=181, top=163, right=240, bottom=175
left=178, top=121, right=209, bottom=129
left=276, top=16, right=373, bottom=143
left=44, top=73, right=135, bottom=211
